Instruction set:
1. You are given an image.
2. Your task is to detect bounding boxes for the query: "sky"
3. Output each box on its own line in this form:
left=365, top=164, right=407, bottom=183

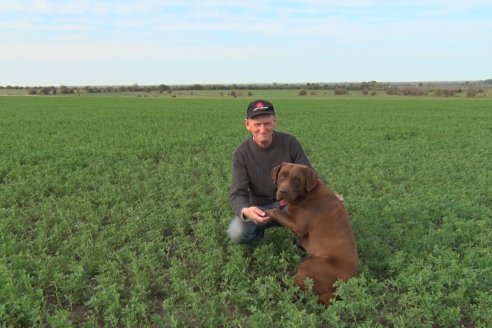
left=1, top=0, right=491, bottom=86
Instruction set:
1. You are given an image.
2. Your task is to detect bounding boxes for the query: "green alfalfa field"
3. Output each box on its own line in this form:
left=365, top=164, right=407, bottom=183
left=0, top=95, right=491, bottom=327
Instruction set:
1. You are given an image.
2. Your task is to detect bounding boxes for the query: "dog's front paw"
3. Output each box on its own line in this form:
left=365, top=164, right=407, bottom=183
left=265, top=208, right=280, bottom=220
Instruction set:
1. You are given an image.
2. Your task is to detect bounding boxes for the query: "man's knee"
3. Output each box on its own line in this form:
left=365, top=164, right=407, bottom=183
left=227, top=217, right=262, bottom=244
left=227, top=217, right=245, bottom=243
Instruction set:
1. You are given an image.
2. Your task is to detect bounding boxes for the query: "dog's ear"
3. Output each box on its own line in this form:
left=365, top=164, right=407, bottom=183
left=304, top=166, right=319, bottom=191
left=271, top=162, right=287, bottom=184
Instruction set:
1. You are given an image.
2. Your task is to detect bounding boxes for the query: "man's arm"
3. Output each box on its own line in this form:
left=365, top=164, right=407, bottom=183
left=290, top=135, right=312, bottom=166
left=229, top=149, right=275, bottom=223
left=229, top=150, right=251, bottom=219
left=290, top=135, right=344, bottom=203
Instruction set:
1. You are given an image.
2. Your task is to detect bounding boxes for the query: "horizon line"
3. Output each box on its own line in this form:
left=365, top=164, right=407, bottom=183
left=2, top=79, right=491, bottom=88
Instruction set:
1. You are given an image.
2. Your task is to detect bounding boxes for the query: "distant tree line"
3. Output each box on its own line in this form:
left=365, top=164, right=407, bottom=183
left=10, top=81, right=385, bottom=96
left=20, top=84, right=173, bottom=95
left=384, top=85, right=486, bottom=98
left=1, top=80, right=490, bottom=98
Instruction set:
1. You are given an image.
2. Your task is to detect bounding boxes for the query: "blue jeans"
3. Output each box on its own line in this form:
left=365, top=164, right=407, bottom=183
left=227, top=202, right=283, bottom=244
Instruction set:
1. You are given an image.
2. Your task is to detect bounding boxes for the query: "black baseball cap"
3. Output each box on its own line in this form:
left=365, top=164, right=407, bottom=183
left=246, top=100, right=275, bottom=119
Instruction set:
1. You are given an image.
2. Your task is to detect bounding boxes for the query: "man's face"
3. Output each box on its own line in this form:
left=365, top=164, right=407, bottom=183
left=245, top=114, right=276, bottom=148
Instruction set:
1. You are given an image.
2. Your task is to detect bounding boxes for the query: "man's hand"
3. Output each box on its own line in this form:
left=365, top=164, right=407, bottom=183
left=242, top=206, right=273, bottom=224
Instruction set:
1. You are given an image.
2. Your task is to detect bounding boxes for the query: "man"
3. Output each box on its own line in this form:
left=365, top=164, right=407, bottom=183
left=227, top=99, right=313, bottom=244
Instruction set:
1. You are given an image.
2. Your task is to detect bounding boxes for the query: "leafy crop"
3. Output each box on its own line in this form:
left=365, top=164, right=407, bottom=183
left=0, top=96, right=490, bottom=327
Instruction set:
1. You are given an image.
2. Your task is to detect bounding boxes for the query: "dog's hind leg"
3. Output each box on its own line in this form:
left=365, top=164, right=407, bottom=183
left=295, top=257, right=338, bottom=306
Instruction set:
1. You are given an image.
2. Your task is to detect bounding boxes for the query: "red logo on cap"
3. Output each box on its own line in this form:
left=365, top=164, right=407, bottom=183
left=253, top=102, right=268, bottom=111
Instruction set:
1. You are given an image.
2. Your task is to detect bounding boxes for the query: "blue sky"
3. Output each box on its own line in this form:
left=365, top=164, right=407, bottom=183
left=1, top=0, right=491, bottom=86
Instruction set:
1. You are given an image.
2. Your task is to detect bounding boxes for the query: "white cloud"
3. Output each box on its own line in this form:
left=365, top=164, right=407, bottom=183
left=0, top=41, right=258, bottom=61
left=1, top=0, right=491, bottom=85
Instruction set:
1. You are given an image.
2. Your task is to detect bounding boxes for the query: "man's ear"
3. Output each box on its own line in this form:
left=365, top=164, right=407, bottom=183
left=244, top=119, right=250, bottom=132
left=304, top=166, right=319, bottom=191
left=271, top=162, right=287, bottom=183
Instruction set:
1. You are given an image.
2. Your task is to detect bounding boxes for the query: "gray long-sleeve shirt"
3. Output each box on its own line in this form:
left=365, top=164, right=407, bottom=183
left=229, top=131, right=311, bottom=218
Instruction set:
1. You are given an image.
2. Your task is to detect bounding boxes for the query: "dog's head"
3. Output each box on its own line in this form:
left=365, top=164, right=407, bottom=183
left=271, top=162, right=319, bottom=204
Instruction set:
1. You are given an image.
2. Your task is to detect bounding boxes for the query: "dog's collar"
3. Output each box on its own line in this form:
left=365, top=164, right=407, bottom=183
left=308, top=179, right=320, bottom=191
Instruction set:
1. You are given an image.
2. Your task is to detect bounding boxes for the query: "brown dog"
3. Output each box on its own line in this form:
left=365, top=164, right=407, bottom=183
left=265, top=162, right=359, bottom=306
